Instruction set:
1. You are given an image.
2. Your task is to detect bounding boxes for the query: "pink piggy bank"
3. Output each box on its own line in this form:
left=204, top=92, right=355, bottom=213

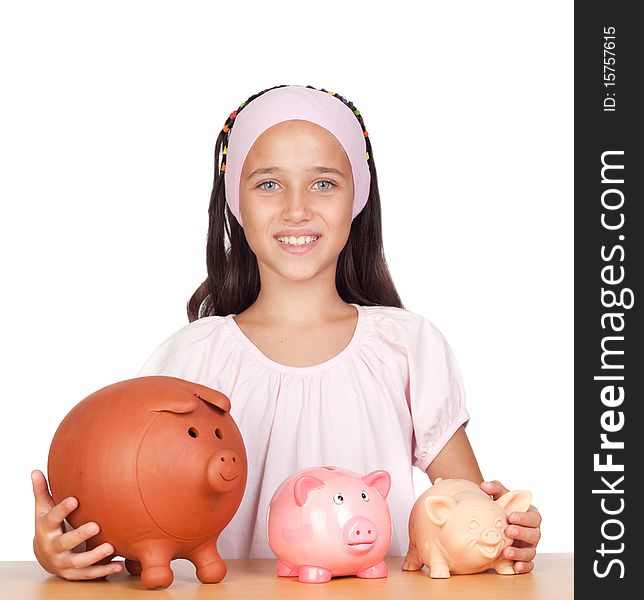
left=403, top=478, right=532, bottom=578
left=267, top=466, right=392, bottom=583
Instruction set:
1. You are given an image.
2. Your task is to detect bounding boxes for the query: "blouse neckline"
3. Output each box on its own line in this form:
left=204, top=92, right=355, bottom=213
left=225, top=303, right=366, bottom=375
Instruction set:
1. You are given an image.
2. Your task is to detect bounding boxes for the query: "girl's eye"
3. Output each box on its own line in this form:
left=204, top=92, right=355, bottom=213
left=257, top=180, right=335, bottom=192
left=258, top=181, right=278, bottom=191
left=314, top=180, right=334, bottom=191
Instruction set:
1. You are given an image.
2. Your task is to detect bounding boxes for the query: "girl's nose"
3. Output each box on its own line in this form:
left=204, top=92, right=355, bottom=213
left=281, top=188, right=312, bottom=221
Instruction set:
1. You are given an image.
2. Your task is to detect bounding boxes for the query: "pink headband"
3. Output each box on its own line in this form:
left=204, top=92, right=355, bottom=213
left=223, top=85, right=371, bottom=227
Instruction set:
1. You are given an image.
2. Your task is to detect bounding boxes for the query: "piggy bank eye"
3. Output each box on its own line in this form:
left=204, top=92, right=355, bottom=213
left=215, top=428, right=224, bottom=439
left=188, top=427, right=199, bottom=438
left=495, top=519, right=504, bottom=529
left=333, top=493, right=344, bottom=505
left=468, top=519, right=480, bottom=529
left=360, top=490, right=370, bottom=502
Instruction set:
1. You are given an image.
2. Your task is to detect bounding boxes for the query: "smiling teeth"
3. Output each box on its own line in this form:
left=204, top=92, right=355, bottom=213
left=277, top=235, right=319, bottom=245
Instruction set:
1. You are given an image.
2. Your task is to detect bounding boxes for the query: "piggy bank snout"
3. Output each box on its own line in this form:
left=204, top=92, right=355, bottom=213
left=207, top=449, right=243, bottom=492
left=341, top=516, right=378, bottom=552
left=481, top=527, right=502, bottom=545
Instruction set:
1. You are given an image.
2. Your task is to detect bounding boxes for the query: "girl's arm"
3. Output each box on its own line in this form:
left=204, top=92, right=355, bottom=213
left=424, top=426, right=542, bottom=574
left=425, top=425, right=483, bottom=483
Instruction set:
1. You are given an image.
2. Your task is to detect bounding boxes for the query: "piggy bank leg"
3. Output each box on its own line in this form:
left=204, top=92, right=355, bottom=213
left=298, top=565, right=333, bottom=583
left=402, top=542, right=424, bottom=571
left=188, top=541, right=227, bottom=583
left=139, top=562, right=174, bottom=589
left=493, top=557, right=516, bottom=575
left=124, top=559, right=142, bottom=576
left=357, top=561, right=388, bottom=578
left=131, top=547, right=174, bottom=589
left=276, top=560, right=299, bottom=577
left=428, top=559, right=451, bottom=579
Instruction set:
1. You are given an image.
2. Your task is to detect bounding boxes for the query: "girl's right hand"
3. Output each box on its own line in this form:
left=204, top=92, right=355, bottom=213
left=31, top=469, right=124, bottom=580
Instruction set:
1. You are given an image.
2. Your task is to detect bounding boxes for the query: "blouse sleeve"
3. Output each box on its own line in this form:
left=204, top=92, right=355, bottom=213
left=136, top=333, right=180, bottom=378
left=135, top=317, right=219, bottom=384
left=406, top=317, right=470, bottom=472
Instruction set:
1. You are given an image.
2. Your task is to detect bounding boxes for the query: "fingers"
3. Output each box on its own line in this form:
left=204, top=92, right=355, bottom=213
left=59, top=559, right=124, bottom=581
left=479, top=483, right=540, bottom=575
left=31, top=470, right=55, bottom=516
left=480, top=480, right=510, bottom=500
left=42, top=497, right=79, bottom=533
left=31, top=471, right=123, bottom=582
left=503, top=518, right=540, bottom=571
left=508, top=506, right=542, bottom=529
left=512, top=560, right=534, bottom=574
left=506, top=522, right=541, bottom=547
left=53, top=522, right=102, bottom=553
left=503, top=542, right=536, bottom=564
left=64, top=542, right=117, bottom=570
left=503, top=503, right=541, bottom=572
left=34, top=515, right=123, bottom=580
left=32, top=471, right=80, bottom=536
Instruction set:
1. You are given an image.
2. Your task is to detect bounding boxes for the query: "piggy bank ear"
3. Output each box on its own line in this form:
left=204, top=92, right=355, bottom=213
left=496, top=490, right=532, bottom=514
left=362, top=470, right=391, bottom=499
left=424, top=496, right=457, bottom=527
left=193, top=390, right=231, bottom=414
left=152, top=395, right=200, bottom=414
left=294, top=476, right=325, bottom=507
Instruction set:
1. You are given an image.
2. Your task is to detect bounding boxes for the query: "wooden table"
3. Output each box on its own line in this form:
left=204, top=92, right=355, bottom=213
left=0, top=554, right=573, bottom=599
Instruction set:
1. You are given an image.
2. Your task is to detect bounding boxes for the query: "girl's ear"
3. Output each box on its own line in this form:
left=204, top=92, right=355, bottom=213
left=424, top=496, right=457, bottom=527
left=496, top=490, right=533, bottom=514
left=362, top=470, right=391, bottom=499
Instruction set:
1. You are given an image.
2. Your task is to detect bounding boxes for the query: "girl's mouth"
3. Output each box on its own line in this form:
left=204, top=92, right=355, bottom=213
left=275, top=235, right=321, bottom=254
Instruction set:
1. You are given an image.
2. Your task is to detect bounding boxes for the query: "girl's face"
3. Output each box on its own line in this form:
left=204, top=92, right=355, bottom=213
left=239, top=119, right=354, bottom=283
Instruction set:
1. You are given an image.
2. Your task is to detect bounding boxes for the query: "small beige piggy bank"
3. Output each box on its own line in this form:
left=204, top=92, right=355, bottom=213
left=402, top=478, right=532, bottom=578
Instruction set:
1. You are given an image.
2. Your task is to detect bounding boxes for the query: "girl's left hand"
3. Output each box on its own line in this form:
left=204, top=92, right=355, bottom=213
left=480, top=480, right=542, bottom=574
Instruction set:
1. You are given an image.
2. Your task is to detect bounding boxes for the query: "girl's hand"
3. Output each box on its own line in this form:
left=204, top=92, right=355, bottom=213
left=31, top=469, right=124, bottom=580
left=480, top=479, right=542, bottom=574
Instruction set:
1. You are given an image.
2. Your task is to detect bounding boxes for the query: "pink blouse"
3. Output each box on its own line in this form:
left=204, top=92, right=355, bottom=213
left=136, top=304, right=470, bottom=558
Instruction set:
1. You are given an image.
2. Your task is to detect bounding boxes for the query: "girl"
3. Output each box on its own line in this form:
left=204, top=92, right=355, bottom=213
left=31, top=84, right=541, bottom=580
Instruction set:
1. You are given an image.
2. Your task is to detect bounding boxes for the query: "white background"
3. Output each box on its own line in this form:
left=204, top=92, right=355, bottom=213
left=0, top=1, right=573, bottom=559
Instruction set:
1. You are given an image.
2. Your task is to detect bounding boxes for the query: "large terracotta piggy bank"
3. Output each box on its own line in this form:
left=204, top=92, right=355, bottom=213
left=402, top=478, right=532, bottom=578
left=47, top=375, right=247, bottom=589
left=267, top=466, right=392, bottom=583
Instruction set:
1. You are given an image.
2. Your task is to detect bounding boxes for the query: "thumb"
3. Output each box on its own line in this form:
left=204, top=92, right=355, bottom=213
left=31, top=470, right=55, bottom=515
left=480, top=480, right=510, bottom=500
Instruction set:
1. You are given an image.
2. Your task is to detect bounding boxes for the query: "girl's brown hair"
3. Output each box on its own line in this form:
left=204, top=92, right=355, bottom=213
left=187, top=84, right=403, bottom=322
